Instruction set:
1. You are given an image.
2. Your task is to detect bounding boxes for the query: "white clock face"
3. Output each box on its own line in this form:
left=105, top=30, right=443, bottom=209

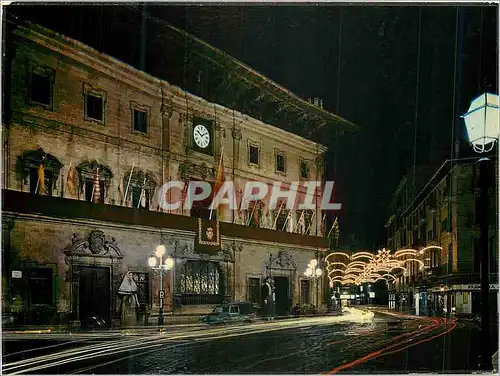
left=193, top=124, right=210, bottom=149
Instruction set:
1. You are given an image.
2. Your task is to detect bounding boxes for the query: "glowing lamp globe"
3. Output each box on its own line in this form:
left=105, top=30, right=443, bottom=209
left=148, top=256, right=157, bottom=267
left=315, top=268, right=323, bottom=277
left=164, top=257, right=174, bottom=270
left=155, top=245, right=166, bottom=258
left=462, top=93, right=499, bottom=153
left=305, top=268, right=312, bottom=277
left=310, top=259, right=318, bottom=268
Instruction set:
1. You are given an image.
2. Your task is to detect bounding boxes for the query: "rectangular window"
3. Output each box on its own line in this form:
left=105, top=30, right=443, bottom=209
left=276, top=152, right=285, bottom=173
left=249, top=144, right=259, bottom=165
left=85, top=93, right=104, bottom=121
left=85, top=178, right=105, bottom=204
left=133, top=109, right=148, bottom=134
left=300, top=160, right=310, bottom=179
left=29, top=268, right=53, bottom=306
left=130, top=272, right=150, bottom=305
left=29, top=167, right=53, bottom=196
left=248, top=277, right=260, bottom=304
left=30, top=72, right=52, bottom=106
left=300, top=280, right=310, bottom=304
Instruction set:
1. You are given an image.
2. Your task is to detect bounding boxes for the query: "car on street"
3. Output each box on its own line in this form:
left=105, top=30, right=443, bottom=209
left=200, top=301, right=258, bottom=325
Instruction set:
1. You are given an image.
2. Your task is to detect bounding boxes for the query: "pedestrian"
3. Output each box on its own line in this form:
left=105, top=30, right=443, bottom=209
left=263, top=277, right=274, bottom=321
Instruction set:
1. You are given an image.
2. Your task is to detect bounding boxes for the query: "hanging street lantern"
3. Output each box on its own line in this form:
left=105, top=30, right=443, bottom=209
left=461, top=93, right=499, bottom=153
left=462, top=92, right=498, bottom=371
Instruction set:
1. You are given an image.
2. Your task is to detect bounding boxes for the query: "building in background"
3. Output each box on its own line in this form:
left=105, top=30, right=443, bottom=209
left=385, top=158, right=498, bottom=316
left=1, top=19, right=356, bottom=327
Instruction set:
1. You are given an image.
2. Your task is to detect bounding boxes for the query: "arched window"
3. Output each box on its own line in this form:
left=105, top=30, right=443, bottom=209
left=177, top=260, right=225, bottom=305
left=76, top=160, right=113, bottom=204
left=122, top=169, right=157, bottom=209
left=16, top=148, right=63, bottom=196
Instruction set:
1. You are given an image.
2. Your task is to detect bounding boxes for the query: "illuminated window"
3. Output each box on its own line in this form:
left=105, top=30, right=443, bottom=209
left=178, top=260, right=222, bottom=296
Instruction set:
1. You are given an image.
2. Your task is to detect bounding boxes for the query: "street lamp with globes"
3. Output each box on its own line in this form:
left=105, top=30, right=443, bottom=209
left=148, top=245, right=175, bottom=326
left=305, top=259, right=323, bottom=310
left=462, top=92, right=498, bottom=371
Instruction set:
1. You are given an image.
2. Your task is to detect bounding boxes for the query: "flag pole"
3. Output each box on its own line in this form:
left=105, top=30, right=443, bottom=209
left=273, top=201, right=284, bottom=230
left=210, top=146, right=224, bottom=220
left=327, top=217, right=338, bottom=239
left=281, top=212, right=290, bottom=232
left=64, top=160, right=73, bottom=198
left=247, top=200, right=258, bottom=226
left=123, top=163, right=135, bottom=206
left=306, top=212, right=316, bottom=234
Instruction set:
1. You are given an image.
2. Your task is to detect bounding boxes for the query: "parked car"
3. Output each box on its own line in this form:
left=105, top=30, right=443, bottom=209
left=200, top=301, right=257, bottom=325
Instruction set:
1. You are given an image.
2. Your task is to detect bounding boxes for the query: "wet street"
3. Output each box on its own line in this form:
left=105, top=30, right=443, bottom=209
left=2, top=308, right=492, bottom=374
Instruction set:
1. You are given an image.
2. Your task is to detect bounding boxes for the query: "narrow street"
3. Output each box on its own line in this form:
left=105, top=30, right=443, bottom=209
left=2, top=308, right=485, bottom=374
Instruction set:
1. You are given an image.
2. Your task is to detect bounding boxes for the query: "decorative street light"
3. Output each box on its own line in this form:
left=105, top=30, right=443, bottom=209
left=148, top=245, right=175, bottom=326
left=305, top=258, right=323, bottom=309
left=462, top=92, right=498, bottom=371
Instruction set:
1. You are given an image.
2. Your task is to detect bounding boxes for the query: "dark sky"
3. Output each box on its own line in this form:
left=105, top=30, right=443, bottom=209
left=6, top=4, right=498, bottom=249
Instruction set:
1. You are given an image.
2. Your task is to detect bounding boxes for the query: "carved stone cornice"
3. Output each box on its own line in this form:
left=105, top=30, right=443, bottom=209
left=64, top=230, right=124, bottom=261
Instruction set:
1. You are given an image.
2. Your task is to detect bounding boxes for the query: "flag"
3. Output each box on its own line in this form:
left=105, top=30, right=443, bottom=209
left=92, top=167, right=101, bottom=204
left=282, top=211, right=292, bottom=232
left=255, top=202, right=261, bottom=227
left=117, top=174, right=125, bottom=204
left=181, top=177, right=190, bottom=214
left=288, top=211, right=295, bottom=233
left=138, top=178, right=147, bottom=208
left=298, top=211, right=306, bottom=234
left=211, top=147, right=225, bottom=220
left=66, top=164, right=77, bottom=198
left=36, top=164, right=45, bottom=194
left=306, top=212, right=316, bottom=234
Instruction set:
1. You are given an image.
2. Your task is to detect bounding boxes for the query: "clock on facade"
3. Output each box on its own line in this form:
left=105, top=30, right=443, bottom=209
left=193, top=124, right=210, bottom=149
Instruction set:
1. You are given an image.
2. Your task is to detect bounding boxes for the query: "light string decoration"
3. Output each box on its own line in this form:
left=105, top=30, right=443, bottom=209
left=325, top=246, right=442, bottom=286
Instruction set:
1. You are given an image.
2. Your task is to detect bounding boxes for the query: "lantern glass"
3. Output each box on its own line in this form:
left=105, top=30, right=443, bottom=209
left=155, top=245, right=166, bottom=258
left=164, top=257, right=174, bottom=270
left=315, top=268, right=323, bottom=277
left=148, top=256, right=157, bottom=267
left=462, top=93, right=499, bottom=153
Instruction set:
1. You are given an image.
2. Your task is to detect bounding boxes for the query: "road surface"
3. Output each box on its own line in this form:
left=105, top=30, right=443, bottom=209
left=2, top=308, right=488, bottom=374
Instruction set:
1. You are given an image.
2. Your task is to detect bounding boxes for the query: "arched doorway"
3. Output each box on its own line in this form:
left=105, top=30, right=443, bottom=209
left=266, top=251, right=297, bottom=316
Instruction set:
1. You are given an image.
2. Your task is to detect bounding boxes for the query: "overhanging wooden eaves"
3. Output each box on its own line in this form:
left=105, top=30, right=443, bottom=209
left=127, top=6, right=359, bottom=142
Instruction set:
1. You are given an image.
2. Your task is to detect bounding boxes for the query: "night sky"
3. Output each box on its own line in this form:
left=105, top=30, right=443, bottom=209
left=5, top=4, right=498, bottom=249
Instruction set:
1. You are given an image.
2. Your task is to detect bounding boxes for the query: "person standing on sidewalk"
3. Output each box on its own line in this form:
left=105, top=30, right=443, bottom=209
left=263, top=277, right=275, bottom=321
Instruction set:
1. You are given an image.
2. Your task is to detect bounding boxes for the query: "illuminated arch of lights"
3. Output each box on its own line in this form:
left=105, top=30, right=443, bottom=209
left=325, top=246, right=442, bottom=286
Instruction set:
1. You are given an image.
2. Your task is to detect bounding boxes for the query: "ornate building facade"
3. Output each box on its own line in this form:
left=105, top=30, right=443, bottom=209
left=2, top=21, right=354, bottom=327
left=385, top=158, right=498, bottom=316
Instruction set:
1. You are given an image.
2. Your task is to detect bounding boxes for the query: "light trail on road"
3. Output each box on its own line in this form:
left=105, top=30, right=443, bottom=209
left=2, top=314, right=351, bottom=375
left=326, top=312, right=457, bottom=374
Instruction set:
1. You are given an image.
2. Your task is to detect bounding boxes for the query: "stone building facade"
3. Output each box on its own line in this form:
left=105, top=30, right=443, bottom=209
left=385, top=158, right=498, bottom=316
left=2, top=22, right=351, bottom=327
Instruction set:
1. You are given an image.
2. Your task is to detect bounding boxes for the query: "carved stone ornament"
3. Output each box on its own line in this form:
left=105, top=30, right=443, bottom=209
left=181, top=161, right=215, bottom=180
left=64, top=230, right=124, bottom=259
left=269, top=250, right=297, bottom=271
left=231, top=127, right=242, bottom=141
